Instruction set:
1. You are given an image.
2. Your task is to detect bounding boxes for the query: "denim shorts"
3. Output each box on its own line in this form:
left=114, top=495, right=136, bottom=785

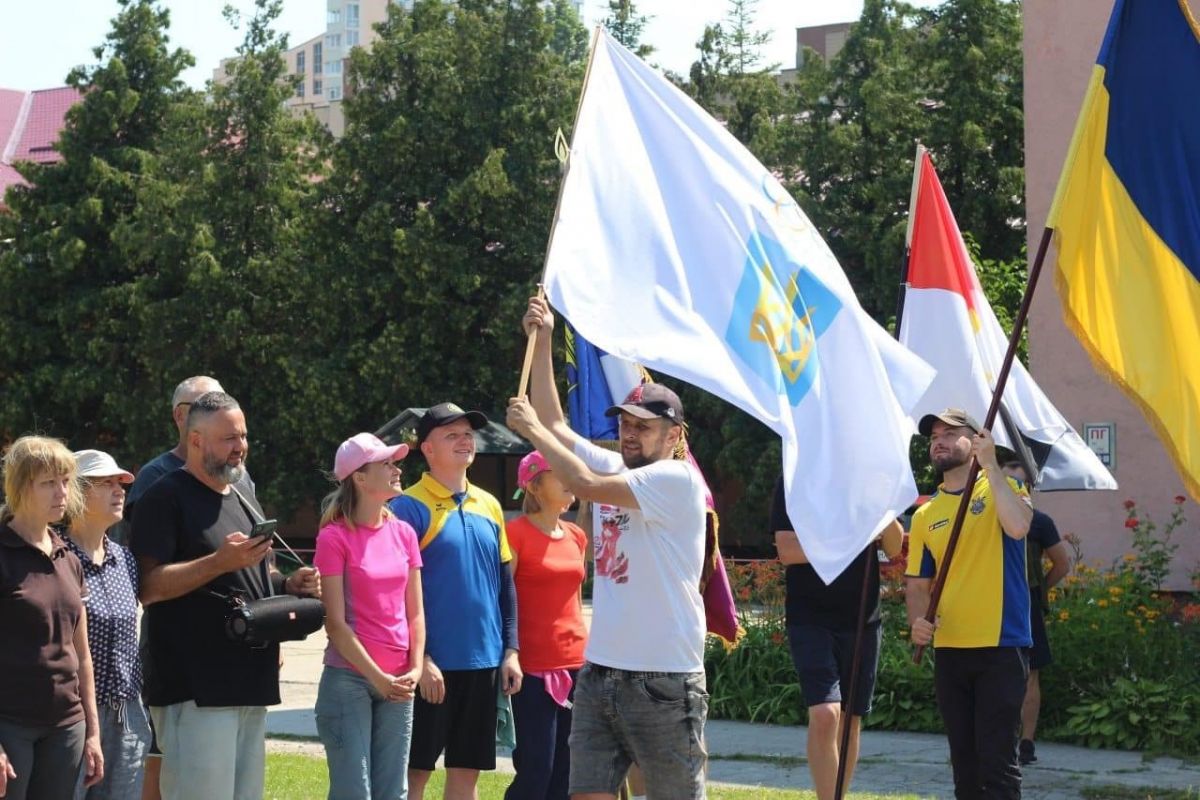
left=568, top=662, right=708, bottom=799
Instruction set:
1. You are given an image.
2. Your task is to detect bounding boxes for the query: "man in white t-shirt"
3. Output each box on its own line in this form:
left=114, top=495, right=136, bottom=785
left=505, top=296, right=709, bottom=800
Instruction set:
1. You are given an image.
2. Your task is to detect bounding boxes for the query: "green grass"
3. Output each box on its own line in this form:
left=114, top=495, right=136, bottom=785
left=1080, top=786, right=1200, bottom=800
left=264, top=752, right=927, bottom=799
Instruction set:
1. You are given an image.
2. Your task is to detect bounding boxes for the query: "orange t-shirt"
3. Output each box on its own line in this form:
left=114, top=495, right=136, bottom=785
left=508, top=516, right=588, bottom=671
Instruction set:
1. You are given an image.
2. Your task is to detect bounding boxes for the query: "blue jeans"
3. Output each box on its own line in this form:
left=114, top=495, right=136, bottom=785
left=504, top=672, right=576, bottom=800
left=316, top=665, right=415, bottom=800
left=568, top=663, right=708, bottom=799
left=76, top=699, right=152, bottom=800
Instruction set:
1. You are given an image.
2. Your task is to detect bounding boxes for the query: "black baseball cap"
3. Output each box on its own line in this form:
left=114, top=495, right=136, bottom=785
left=918, top=407, right=982, bottom=437
left=605, top=383, right=685, bottom=425
left=416, top=402, right=489, bottom=445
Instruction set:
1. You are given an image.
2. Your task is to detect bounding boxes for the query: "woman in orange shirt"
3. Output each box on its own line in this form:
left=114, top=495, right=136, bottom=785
left=504, top=452, right=587, bottom=800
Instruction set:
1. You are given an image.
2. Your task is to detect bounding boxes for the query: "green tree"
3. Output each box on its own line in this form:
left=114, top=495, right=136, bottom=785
left=544, top=0, right=589, bottom=63
left=292, top=0, right=582, bottom=501
left=603, top=0, right=653, bottom=57
left=118, top=0, right=327, bottom=511
left=723, top=0, right=773, bottom=76
left=918, top=0, right=1024, bottom=259
left=0, top=0, right=195, bottom=454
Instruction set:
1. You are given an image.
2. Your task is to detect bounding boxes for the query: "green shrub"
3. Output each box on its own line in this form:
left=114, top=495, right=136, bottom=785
left=705, top=497, right=1200, bottom=757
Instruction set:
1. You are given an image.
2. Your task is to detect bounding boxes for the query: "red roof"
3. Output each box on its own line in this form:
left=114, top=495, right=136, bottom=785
left=1, top=85, right=82, bottom=206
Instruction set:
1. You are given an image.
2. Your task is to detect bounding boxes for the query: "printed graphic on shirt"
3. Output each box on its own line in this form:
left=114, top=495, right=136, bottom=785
left=595, top=504, right=629, bottom=584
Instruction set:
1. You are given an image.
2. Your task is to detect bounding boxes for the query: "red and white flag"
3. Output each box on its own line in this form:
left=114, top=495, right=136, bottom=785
left=899, top=148, right=1116, bottom=491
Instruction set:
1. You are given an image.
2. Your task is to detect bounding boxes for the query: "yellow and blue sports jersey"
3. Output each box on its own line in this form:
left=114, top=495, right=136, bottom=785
left=906, top=474, right=1031, bottom=649
left=388, top=473, right=512, bottom=670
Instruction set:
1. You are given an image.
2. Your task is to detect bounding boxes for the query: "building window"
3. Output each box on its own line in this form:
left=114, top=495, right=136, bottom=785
left=346, top=4, right=359, bottom=26
left=296, top=81, right=305, bottom=98
left=330, top=86, right=342, bottom=101
left=326, top=33, right=341, bottom=49
left=313, top=43, right=323, bottom=73
left=314, top=79, right=323, bottom=95
left=327, top=9, right=341, bottom=24
left=346, top=29, right=359, bottom=46
left=296, top=51, right=306, bottom=73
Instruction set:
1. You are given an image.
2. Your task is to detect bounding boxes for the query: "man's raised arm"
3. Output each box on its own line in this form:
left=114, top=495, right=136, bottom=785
left=523, top=294, right=580, bottom=450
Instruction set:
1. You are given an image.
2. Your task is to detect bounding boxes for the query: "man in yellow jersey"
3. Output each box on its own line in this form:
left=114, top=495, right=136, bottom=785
left=906, top=408, right=1033, bottom=800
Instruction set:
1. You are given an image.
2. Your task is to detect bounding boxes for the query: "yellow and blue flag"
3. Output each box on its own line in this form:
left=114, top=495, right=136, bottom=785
left=1048, top=0, right=1200, bottom=500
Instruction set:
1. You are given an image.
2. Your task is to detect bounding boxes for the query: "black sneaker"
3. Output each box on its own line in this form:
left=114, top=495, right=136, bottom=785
left=1018, top=738, right=1037, bottom=766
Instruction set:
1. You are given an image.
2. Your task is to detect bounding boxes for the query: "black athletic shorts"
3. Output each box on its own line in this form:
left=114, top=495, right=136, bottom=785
left=787, top=621, right=882, bottom=717
left=409, top=667, right=499, bottom=771
left=1028, top=607, right=1053, bottom=670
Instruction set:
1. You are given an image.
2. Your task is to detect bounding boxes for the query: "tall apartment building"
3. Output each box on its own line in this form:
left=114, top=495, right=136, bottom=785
left=217, top=0, right=584, bottom=138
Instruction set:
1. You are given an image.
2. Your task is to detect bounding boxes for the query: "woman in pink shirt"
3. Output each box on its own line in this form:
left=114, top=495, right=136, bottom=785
left=314, top=434, right=425, bottom=800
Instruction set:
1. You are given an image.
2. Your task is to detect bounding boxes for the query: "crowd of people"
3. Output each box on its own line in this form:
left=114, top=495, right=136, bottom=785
left=0, top=296, right=1068, bottom=800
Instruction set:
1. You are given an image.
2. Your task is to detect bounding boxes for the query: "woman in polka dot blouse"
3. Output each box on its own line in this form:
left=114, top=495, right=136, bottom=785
left=63, top=450, right=151, bottom=799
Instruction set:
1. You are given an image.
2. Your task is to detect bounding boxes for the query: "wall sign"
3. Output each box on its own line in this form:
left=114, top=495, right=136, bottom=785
left=1083, top=423, right=1115, bottom=468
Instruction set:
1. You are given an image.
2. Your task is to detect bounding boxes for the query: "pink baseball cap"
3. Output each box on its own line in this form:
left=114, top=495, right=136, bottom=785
left=517, top=451, right=550, bottom=489
left=334, top=433, right=410, bottom=481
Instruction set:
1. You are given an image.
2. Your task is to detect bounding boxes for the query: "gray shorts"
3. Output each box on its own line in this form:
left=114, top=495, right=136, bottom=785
left=568, top=662, right=708, bottom=799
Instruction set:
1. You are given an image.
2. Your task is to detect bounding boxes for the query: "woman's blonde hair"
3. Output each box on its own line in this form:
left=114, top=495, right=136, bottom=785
left=1, top=436, right=83, bottom=525
left=318, top=467, right=393, bottom=532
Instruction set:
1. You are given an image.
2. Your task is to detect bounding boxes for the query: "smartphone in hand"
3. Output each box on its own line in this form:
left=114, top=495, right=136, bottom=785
left=248, top=519, right=278, bottom=545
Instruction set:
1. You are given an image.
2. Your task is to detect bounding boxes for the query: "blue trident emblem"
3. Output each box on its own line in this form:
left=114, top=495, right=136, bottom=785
left=724, top=227, right=842, bottom=406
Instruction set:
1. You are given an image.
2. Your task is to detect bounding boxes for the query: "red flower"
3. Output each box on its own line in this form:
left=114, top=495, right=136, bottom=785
left=1124, top=518, right=1139, bottom=529
left=1123, top=499, right=1136, bottom=510
left=1175, top=495, right=1187, bottom=505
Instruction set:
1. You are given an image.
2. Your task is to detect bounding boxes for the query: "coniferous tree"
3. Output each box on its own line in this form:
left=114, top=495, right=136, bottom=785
left=0, top=0, right=195, bottom=453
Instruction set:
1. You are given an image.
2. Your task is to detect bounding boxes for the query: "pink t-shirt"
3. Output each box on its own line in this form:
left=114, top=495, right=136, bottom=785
left=313, top=515, right=423, bottom=676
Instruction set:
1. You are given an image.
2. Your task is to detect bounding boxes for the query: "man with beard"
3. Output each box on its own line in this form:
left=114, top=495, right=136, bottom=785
left=506, top=296, right=709, bottom=800
left=124, top=375, right=252, bottom=800
left=906, top=408, right=1033, bottom=800
left=131, top=392, right=319, bottom=800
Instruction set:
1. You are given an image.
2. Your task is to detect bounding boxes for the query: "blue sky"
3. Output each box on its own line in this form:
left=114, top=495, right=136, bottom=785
left=2, top=1, right=941, bottom=91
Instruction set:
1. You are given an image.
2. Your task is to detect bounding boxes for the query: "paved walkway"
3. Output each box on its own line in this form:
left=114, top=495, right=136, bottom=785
left=272, top=632, right=1200, bottom=798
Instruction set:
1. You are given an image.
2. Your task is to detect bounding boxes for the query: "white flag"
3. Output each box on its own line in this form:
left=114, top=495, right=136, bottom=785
left=900, top=149, right=1117, bottom=491
left=543, top=31, right=935, bottom=582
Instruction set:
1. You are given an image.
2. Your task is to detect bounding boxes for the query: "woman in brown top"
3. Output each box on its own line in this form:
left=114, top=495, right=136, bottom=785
left=0, top=436, right=104, bottom=799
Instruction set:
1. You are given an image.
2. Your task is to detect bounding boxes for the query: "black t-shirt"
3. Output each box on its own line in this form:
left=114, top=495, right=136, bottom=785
left=769, top=478, right=881, bottom=628
left=131, top=469, right=280, bottom=708
left=1026, top=509, right=1061, bottom=611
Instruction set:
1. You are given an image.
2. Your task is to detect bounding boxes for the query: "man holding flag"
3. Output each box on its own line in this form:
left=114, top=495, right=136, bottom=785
left=907, top=409, right=1033, bottom=800
left=507, top=296, right=709, bottom=800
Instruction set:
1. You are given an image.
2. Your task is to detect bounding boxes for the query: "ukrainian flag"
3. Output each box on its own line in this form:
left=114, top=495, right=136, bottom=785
left=1048, top=0, right=1200, bottom=500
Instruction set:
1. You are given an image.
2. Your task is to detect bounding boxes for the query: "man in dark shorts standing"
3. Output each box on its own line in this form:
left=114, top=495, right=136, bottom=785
left=387, top=403, right=522, bottom=800
left=771, top=478, right=903, bottom=800
left=1001, top=461, right=1072, bottom=766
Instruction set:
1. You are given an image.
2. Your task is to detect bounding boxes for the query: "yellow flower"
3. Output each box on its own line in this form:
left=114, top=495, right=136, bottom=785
left=1090, top=624, right=1099, bottom=630
left=1058, top=611, right=1070, bottom=622
left=1123, top=553, right=1137, bottom=563
left=1109, top=586, right=1123, bottom=596
left=1097, top=599, right=1109, bottom=608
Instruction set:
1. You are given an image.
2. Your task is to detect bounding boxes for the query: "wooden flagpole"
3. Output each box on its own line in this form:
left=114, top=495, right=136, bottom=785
left=518, top=26, right=604, bottom=398
left=831, top=142, right=927, bottom=800
left=912, top=226, right=1053, bottom=663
